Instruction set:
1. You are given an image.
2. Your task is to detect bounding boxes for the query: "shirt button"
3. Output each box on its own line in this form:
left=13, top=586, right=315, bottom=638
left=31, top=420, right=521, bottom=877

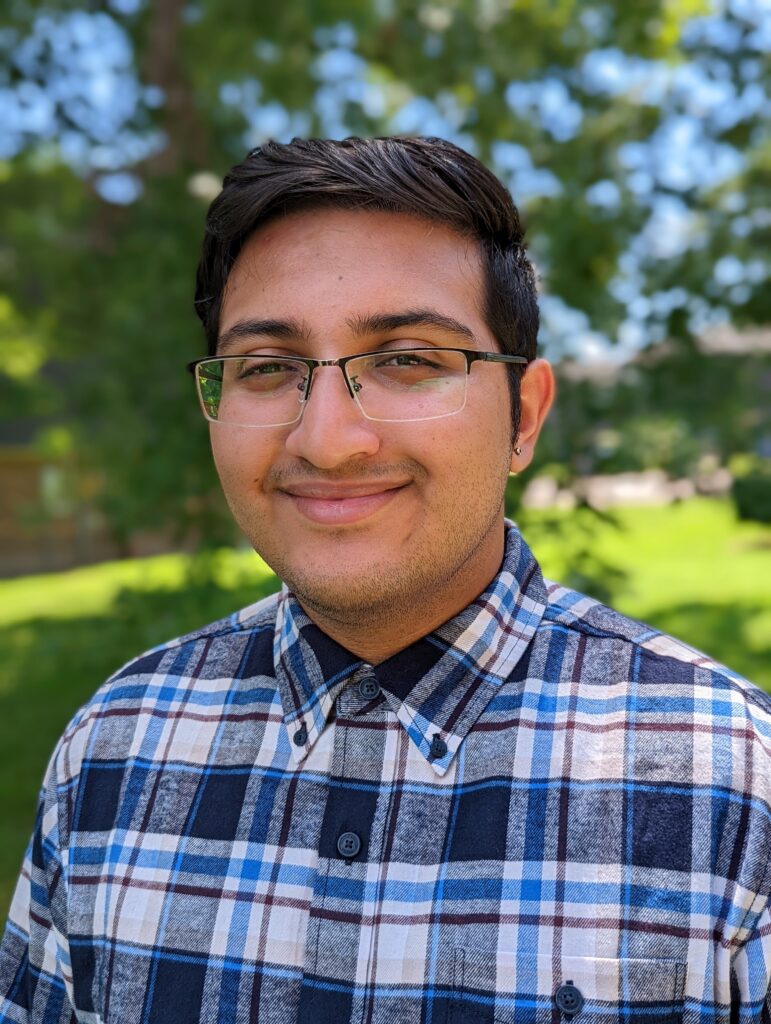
left=429, top=735, right=447, bottom=759
left=336, top=831, right=361, bottom=860
left=358, top=676, right=380, bottom=700
left=293, top=724, right=308, bottom=746
left=555, top=981, right=584, bottom=1017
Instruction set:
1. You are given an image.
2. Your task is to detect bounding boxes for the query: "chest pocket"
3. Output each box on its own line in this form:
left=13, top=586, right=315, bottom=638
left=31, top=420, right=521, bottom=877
left=449, top=950, right=686, bottom=1024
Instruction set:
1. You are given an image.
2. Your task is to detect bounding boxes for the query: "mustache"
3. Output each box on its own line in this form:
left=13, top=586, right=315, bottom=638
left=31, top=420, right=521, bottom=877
left=264, top=459, right=425, bottom=488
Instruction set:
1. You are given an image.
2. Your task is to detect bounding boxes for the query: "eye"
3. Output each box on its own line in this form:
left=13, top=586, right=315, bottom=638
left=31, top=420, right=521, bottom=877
left=236, top=359, right=294, bottom=378
left=228, top=357, right=306, bottom=393
left=376, top=351, right=442, bottom=369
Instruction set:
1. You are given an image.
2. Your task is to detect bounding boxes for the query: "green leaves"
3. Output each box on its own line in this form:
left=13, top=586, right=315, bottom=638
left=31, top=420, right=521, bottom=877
left=1, top=0, right=768, bottom=540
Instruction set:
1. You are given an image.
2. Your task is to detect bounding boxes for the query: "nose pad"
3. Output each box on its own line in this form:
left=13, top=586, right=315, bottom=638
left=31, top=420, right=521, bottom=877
left=303, top=363, right=358, bottom=409
left=297, top=372, right=312, bottom=405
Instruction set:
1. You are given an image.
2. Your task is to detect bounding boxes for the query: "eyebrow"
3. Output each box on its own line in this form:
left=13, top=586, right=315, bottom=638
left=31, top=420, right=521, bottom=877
left=346, top=309, right=477, bottom=343
left=216, top=307, right=477, bottom=354
left=217, top=318, right=308, bottom=353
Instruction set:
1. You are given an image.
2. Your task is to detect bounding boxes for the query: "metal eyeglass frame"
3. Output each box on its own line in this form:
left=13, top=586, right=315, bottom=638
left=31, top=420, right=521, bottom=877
left=187, top=347, right=531, bottom=425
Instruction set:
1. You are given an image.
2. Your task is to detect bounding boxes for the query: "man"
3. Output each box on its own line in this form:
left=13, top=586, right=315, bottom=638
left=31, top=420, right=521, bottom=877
left=1, top=136, right=769, bottom=1023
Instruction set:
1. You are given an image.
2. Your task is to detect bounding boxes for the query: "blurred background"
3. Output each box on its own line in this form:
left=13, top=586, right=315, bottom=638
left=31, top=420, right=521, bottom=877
left=0, top=0, right=769, bottom=911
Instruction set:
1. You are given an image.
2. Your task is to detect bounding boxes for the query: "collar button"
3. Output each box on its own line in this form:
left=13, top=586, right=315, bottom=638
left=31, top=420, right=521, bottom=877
left=293, top=724, right=308, bottom=747
left=429, top=735, right=447, bottom=759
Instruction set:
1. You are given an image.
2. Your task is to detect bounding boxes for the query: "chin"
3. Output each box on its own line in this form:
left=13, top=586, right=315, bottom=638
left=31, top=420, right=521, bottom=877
left=278, top=555, right=423, bottom=616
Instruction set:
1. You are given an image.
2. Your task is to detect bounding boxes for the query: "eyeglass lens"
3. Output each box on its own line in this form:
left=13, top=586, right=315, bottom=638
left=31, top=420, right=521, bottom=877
left=196, top=349, right=470, bottom=426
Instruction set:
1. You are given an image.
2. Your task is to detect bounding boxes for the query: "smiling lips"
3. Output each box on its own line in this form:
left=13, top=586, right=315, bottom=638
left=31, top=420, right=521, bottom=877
left=279, top=481, right=409, bottom=525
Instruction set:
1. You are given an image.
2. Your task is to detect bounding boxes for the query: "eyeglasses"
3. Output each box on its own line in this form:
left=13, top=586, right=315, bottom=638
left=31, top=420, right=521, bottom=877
left=187, top=347, right=530, bottom=427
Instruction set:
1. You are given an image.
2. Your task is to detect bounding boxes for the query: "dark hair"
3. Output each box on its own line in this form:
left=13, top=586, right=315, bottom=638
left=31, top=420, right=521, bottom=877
left=194, top=136, right=539, bottom=437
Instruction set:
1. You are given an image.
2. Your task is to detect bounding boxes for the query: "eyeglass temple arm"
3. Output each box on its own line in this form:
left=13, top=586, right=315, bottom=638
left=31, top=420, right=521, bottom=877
left=474, top=353, right=530, bottom=367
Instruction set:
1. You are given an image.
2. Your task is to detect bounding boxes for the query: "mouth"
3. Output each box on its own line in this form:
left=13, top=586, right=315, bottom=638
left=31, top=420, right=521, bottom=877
left=278, top=482, right=409, bottom=525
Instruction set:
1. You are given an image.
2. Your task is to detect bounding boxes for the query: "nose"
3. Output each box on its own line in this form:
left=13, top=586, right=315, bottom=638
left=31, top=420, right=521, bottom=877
left=284, top=364, right=381, bottom=468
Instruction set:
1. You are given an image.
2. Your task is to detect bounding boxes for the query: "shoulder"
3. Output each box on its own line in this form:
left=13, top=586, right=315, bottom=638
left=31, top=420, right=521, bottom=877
left=50, top=590, right=282, bottom=785
left=541, top=578, right=770, bottom=702
left=108, top=587, right=280, bottom=686
left=539, top=576, right=771, bottom=745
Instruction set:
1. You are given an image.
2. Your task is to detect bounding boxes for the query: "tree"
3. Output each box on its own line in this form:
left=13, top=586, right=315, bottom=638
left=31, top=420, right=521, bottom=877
left=0, top=0, right=768, bottom=542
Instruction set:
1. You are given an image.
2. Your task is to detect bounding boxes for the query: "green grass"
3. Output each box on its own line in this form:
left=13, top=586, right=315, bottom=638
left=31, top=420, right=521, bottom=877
left=0, top=497, right=768, bottom=918
left=519, top=500, right=771, bottom=689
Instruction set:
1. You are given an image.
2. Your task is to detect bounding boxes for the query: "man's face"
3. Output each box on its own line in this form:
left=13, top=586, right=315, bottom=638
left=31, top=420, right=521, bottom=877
left=211, top=208, right=520, bottom=626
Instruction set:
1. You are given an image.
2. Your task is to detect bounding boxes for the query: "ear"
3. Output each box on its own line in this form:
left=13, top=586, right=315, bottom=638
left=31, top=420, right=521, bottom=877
left=510, top=358, right=555, bottom=473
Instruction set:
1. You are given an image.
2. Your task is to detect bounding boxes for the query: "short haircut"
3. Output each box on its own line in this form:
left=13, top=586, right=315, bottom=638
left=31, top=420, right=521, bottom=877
left=194, top=136, right=539, bottom=438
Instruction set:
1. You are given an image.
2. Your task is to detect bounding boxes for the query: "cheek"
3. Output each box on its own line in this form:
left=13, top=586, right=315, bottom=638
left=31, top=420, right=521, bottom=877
left=418, top=417, right=510, bottom=492
left=210, top=429, right=268, bottom=494
left=210, top=431, right=237, bottom=488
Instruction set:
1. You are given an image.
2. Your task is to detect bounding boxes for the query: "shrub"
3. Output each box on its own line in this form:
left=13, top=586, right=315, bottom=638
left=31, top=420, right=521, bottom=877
left=730, top=455, right=771, bottom=524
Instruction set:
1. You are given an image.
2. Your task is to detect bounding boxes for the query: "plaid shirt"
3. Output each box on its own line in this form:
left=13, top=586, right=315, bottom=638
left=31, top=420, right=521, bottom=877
left=1, top=523, right=769, bottom=1024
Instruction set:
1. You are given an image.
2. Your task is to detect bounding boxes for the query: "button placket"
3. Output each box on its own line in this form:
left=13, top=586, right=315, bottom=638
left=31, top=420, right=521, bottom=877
left=299, top=677, right=390, bottom=1010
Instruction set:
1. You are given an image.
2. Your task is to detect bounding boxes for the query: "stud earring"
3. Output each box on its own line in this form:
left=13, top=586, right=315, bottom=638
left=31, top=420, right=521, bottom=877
left=513, top=446, right=522, bottom=456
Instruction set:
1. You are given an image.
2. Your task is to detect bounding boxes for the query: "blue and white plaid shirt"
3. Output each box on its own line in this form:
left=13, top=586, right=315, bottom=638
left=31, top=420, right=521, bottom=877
left=1, top=523, right=769, bottom=1023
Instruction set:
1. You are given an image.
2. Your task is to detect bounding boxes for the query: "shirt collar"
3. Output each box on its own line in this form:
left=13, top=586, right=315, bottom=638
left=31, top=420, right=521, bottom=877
left=273, top=520, right=547, bottom=776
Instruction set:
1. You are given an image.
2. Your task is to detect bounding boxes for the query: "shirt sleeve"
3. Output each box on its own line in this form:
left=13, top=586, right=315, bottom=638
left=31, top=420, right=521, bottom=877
left=0, top=746, right=77, bottom=1024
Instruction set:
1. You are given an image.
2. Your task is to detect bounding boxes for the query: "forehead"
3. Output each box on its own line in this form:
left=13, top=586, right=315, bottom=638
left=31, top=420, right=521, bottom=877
left=219, top=208, right=488, bottom=340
